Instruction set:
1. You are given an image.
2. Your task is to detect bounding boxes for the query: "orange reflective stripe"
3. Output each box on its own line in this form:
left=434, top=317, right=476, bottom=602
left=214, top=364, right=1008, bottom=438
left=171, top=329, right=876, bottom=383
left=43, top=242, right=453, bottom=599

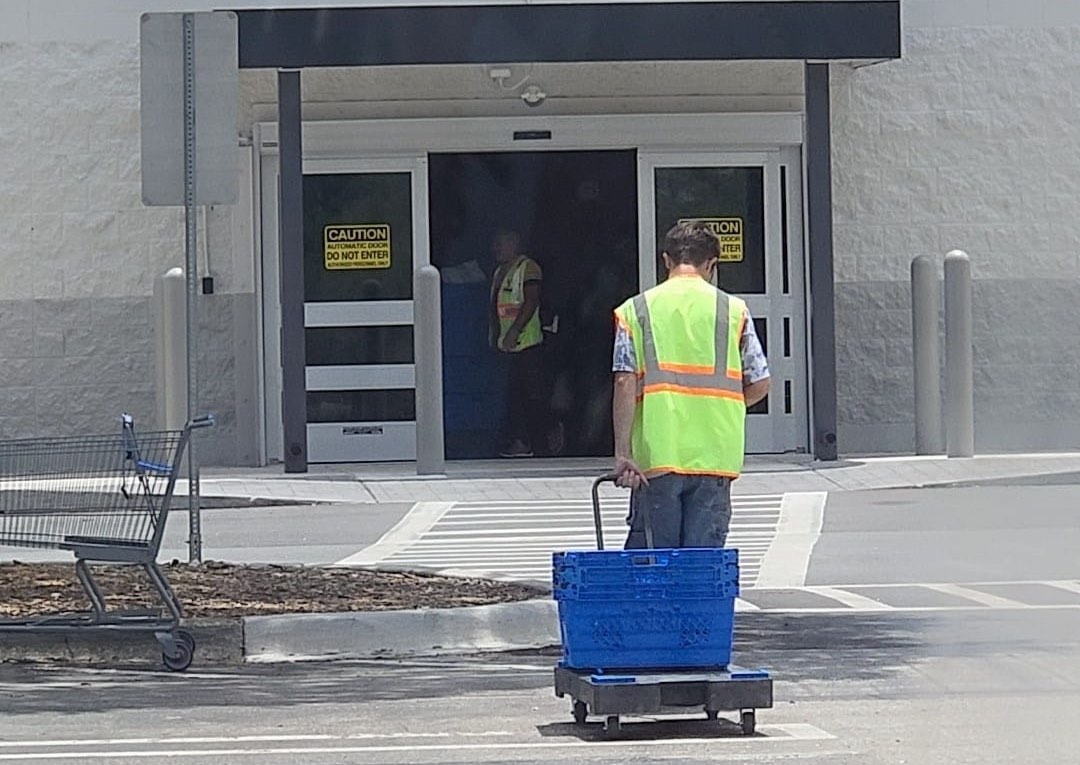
left=643, top=383, right=744, bottom=402
left=614, top=314, right=633, bottom=335
left=658, top=361, right=716, bottom=375
left=645, top=466, right=741, bottom=479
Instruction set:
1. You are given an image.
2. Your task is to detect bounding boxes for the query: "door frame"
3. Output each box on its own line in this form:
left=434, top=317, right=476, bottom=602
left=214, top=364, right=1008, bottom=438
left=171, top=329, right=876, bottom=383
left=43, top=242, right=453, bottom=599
left=637, top=148, right=808, bottom=453
left=258, top=150, right=429, bottom=462
left=255, top=113, right=807, bottom=463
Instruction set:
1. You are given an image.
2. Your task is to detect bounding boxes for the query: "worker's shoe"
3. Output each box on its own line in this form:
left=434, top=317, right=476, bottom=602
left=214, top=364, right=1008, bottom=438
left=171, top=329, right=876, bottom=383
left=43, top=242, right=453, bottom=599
left=499, top=440, right=534, bottom=458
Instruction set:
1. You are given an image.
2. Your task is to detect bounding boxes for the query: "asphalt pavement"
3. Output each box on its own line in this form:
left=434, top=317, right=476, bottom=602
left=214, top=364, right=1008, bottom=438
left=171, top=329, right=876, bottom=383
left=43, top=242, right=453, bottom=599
left=2, top=480, right=1079, bottom=762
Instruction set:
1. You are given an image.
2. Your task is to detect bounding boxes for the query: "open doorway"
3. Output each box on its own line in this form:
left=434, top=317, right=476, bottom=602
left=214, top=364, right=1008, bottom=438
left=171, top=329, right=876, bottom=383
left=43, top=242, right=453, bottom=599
left=429, top=150, right=639, bottom=460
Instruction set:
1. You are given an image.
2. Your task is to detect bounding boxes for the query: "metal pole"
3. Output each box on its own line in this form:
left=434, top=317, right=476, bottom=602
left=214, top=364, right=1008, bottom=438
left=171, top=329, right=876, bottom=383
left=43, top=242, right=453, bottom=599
left=414, top=265, right=445, bottom=475
left=182, top=13, right=202, bottom=562
left=944, top=250, right=974, bottom=458
left=911, top=256, right=943, bottom=454
left=277, top=69, right=308, bottom=473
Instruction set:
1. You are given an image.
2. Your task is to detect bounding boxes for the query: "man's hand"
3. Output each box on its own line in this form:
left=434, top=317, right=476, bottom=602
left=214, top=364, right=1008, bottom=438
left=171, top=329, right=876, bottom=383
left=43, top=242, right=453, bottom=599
left=499, top=326, right=521, bottom=351
left=614, top=456, right=649, bottom=490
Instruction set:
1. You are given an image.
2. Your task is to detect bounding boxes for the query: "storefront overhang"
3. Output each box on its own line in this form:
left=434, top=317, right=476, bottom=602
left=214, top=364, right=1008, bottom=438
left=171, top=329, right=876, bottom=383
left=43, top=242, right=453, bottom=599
left=247, top=0, right=900, bottom=472
left=236, top=1, right=900, bottom=69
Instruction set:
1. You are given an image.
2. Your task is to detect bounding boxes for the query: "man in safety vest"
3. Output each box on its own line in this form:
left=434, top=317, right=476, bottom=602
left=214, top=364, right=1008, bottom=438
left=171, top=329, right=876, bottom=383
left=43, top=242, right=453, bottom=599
left=490, top=229, right=554, bottom=458
left=611, top=220, right=771, bottom=548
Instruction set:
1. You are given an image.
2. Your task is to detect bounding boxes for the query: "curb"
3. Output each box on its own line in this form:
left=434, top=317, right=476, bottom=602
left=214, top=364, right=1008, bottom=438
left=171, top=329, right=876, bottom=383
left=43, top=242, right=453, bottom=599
left=0, top=600, right=559, bottom=668
left=0, top=619, right=243, bottom=668
left=244, top=599, right=559, bottom=663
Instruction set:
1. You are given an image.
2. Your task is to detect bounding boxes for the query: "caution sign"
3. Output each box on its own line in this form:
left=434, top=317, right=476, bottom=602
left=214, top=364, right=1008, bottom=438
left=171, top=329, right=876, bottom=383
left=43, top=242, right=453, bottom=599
left=680, top=217, right=744, bottom=262
left=324, top=224, right=391, bottom=270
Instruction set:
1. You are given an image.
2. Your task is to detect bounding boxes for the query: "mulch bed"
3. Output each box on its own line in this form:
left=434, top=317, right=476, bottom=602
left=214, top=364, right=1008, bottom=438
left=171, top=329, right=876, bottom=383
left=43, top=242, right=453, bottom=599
left=0, top=562, right=546, bottom=619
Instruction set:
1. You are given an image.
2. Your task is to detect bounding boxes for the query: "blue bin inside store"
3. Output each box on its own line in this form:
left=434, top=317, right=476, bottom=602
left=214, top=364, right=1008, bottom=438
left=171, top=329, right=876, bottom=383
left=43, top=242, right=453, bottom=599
left=552, top=548, right=739, bottom=671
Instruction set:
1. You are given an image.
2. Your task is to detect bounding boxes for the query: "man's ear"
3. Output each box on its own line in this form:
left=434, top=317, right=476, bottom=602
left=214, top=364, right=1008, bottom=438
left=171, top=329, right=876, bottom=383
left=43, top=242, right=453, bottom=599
left=661, top=252, right=673, bottom=272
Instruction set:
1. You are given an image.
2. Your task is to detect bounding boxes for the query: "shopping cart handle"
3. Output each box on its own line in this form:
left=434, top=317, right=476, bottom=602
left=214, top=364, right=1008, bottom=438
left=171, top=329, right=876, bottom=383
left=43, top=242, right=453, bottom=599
left=188, top=415, right=216, bottom=429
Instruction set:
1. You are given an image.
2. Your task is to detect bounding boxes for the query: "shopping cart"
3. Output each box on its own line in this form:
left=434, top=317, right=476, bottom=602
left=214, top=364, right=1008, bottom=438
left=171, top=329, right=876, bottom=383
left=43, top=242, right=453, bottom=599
left=553, top=474, right=773, bottom=737
left=0, top=413, right=214, bottom=671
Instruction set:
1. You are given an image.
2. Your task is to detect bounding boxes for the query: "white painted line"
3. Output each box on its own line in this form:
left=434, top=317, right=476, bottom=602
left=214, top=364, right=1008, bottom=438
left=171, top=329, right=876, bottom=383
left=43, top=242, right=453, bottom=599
left=0, top=733, right=515, bottom=749
left=1043, top=581, right=1080, bottom=596
left=335, top=502, right=454, bottom=566
left=750, top=492, right=826, bottom=588
left=421, top=524, right=782, bottom=536
left=0, top=726, right=837, bottom=760
left=922, top=583, right=1029, bottom=609
left=804, top=586, right=893, bottom=611
left=735, top=598, right=761, bottom=612
left=744, top=603, right=1080, bottom=614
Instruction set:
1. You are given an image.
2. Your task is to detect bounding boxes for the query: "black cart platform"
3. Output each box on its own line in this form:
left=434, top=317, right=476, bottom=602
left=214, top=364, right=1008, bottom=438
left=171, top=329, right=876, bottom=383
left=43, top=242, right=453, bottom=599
left=554, top=664, right=773, bottom=737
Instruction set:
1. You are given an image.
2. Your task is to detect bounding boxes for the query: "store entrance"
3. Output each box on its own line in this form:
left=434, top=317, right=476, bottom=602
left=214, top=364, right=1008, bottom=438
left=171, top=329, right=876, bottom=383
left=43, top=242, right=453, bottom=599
left=429, top=150, right=639, bottom=460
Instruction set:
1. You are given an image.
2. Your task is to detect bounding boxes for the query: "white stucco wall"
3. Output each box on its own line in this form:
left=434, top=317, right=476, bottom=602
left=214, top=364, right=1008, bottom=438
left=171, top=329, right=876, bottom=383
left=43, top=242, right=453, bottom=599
left=2, top=0, right=1079, bottom=459
left=832, top=0, right=1080, bottom=452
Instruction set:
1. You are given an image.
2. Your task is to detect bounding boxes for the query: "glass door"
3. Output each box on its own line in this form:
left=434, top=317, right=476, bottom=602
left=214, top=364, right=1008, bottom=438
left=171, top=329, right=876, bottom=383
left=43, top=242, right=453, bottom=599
left=300, top=156, right=429, bottom=462
left=637, top=150, right=806, bottom=454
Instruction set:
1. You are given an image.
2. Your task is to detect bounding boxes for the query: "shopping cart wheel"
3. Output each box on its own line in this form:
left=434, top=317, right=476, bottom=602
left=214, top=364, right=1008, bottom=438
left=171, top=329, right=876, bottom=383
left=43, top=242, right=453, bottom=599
left=740, top=709, right=756, bottom=736
left=162, top=630, right=196, bottom=672
left=603, top=715, right=621, bottom=738
left=572, top=700, right=588, bottom=725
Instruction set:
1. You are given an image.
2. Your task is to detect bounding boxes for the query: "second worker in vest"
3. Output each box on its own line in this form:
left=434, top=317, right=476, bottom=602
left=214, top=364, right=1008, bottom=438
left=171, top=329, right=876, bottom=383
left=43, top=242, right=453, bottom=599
left=490, top=229, right=557, bottom=459
left=611, top=220, right=771, bottom=548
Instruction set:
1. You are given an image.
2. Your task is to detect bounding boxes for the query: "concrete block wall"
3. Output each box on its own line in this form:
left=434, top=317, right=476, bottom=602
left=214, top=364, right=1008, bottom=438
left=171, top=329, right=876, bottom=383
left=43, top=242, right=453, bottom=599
left=0, top=30, right=257, bottom=464
left=831, top=7, right=1080, bottom=453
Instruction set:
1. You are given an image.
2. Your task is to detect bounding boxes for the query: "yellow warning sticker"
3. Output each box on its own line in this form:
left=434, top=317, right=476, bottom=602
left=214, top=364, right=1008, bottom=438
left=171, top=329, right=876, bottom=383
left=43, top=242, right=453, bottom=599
left=680, top=217, right=744, bottom=262
left=324, top=224, right=391, bottom=270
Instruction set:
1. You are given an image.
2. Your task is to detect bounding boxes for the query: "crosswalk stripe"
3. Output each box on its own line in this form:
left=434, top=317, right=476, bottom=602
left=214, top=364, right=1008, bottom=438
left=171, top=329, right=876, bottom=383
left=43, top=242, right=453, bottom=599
left=351, top=494, right=785, bottom=586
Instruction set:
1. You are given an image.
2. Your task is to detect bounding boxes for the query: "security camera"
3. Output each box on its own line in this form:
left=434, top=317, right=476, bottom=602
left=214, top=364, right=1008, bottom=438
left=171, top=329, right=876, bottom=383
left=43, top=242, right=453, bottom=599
left=521, top=85, right=547, bottom=107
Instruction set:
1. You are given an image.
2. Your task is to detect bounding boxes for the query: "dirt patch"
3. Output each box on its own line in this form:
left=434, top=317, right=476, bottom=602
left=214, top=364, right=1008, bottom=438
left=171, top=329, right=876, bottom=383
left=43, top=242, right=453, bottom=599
left=0, top=562, right=546, bottom=619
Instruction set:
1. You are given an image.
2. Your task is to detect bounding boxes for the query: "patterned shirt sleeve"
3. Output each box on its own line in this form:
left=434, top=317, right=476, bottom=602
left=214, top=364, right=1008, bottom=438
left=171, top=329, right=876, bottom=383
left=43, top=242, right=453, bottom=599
left=612, top=322, right=637, bottom=373
left=740, top=307, right=770, bottom=384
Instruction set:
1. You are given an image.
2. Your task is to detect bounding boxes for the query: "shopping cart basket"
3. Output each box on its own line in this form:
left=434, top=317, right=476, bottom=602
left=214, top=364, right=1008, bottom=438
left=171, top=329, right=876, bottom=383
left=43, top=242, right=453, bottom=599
left=0, top=413, right=214, bottom=671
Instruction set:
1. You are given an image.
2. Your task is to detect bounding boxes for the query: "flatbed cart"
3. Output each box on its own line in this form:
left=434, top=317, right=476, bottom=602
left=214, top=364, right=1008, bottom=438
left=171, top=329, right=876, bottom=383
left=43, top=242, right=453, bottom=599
left=552, top=475, right=773, bottom=738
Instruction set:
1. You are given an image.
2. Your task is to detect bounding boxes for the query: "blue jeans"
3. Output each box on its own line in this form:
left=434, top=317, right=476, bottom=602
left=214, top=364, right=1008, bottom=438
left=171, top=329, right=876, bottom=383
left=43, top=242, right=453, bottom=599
left=624, top=473, right=732, bottom=549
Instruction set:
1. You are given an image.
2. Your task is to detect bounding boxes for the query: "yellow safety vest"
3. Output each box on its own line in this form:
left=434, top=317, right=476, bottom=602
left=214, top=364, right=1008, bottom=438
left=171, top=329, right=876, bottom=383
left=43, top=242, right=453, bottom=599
left=493, top=257, right=543, bottom=352
left=614, top=276, right=747, bottom=478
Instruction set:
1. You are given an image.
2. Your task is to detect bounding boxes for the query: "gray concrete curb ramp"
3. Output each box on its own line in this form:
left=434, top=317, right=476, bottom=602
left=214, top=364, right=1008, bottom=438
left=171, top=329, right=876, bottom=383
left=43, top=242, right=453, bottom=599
left=244, top=599, right=560, bottom=663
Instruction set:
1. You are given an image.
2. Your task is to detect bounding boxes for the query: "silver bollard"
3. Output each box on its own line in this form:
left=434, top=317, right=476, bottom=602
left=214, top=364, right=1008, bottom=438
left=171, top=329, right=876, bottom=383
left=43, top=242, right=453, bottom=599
left=911, top=256, right=944, bottom=454
left=414, top=265, right=446, bottom=475
left=944, top=250, right=975, bottom=458
left=154, top=268, right=188, bottom=431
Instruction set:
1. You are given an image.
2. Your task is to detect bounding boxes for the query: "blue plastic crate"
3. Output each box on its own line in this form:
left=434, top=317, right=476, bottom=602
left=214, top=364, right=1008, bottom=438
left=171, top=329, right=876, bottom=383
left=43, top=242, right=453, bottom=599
left=553, top=548, right=739, bottom=671
left=553, top=548, right=739, bottom=601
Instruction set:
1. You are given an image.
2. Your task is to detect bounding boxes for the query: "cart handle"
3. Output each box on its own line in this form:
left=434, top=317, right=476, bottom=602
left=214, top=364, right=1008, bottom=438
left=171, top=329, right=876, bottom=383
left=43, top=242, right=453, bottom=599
left=591, top=472, right=655, bottom=551
left=590, top=474, right=619, bottom=550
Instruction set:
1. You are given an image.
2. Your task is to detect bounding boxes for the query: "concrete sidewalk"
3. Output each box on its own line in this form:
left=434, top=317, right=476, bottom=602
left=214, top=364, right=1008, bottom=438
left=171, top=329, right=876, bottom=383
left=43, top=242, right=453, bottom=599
left=193, top=452, right=1080, bottom=505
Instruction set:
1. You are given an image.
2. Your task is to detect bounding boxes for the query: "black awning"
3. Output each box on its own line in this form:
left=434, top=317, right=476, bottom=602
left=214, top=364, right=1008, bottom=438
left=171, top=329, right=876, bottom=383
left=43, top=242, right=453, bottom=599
left=237, top=1, right=901, bottom=69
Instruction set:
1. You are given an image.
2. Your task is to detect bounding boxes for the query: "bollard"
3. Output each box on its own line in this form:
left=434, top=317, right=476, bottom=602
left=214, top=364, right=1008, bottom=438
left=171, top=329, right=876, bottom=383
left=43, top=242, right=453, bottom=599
left=414, top=265, right=446, bottom=475
left=911, top=256, right=944, bottom=454
left=154, top=268, right=188, bottom=432
left=944, top=250, right=975, bottom=458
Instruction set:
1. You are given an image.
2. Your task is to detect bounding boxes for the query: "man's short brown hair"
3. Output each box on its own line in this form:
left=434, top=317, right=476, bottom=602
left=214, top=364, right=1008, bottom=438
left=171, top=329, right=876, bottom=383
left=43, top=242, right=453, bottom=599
left=662, top=220, right=720, bottom=267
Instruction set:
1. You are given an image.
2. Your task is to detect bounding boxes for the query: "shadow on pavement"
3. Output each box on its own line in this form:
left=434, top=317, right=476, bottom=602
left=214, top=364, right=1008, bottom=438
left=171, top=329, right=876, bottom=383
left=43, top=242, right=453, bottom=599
left=537, top=716, right=748, bottom=741
left=0, top=611, right=929, bottom=717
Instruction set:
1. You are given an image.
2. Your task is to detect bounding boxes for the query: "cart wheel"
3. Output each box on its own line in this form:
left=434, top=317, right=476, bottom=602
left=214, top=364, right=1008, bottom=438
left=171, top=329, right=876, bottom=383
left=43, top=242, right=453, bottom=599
left=572, top=700, right=588, bottom=726
left=603, top=715, right=621, bottom=738
left=705, top=708, right=720, bottom=721
left=175, top=629, right=196, bottom=654
left=740, top=709, right=756, bottom=736
left=162, top=631, right=195, bottom=672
